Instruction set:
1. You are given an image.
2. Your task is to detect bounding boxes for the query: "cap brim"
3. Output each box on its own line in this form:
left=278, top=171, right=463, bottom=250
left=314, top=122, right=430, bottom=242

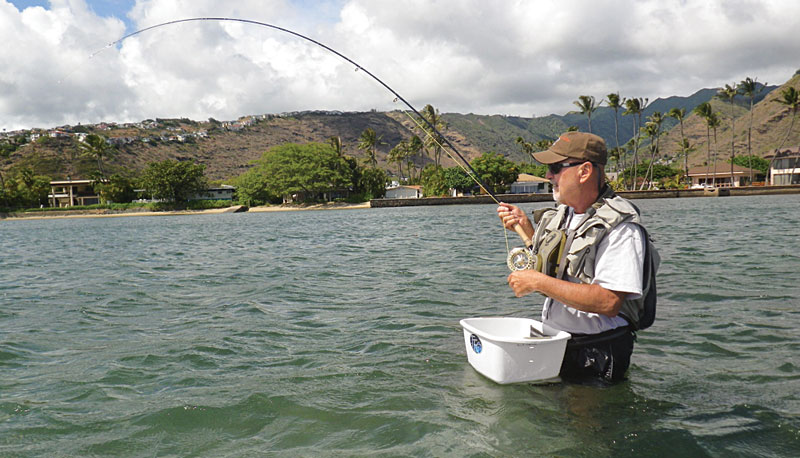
left=532, top=149, right=569, bottom=165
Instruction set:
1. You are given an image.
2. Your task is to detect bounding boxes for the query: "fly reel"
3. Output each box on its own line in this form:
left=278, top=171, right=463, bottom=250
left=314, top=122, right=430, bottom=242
left=507, top=246, right=535, bottom=271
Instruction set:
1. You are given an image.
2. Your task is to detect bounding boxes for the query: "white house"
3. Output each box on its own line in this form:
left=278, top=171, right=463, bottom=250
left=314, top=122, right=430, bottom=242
left=509, top=173, right=551, bottom=194
left=385, top=185, right=422, bottom=199
left=767, top=147, right=800, bottom=185
left=189, top=185, right=236, bottom=201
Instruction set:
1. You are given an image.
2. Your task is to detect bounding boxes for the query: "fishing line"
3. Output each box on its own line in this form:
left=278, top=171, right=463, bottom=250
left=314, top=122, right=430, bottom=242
left=87, top=16, right=501, bottom=201
left=86, top=17, right=529, bottom=265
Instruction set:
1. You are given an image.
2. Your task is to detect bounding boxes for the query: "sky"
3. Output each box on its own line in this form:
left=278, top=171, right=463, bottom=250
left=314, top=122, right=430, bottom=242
left=2, top=0, right=800, bottom=131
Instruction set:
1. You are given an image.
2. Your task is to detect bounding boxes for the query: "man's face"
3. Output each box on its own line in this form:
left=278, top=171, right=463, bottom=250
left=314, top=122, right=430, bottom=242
left=546, top=161, right=584, bottom=206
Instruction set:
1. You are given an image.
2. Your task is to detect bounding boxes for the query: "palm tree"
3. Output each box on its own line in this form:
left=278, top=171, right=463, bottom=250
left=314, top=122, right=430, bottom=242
left=623, top=97, right=649, bottom=189
left=769, top=86, right=800, bottom=184
left=407, top=135, right=425, bottom=182
left=79, top=134, right=113, bottom=177
left=573, top=95, right=599, bottom=133
left=709, top=112, right=722, bottom=187
left=641, top=112, right=664, bottom=190
left=534, top=139, right=553, bottom=151
left=717, top=83, right=739, bottom=187
left=774, top=86, right=800, bottom=149
left=738, top=77, right=763, bottom=183
left=388, top=140, right=408, bottom=181
left=358, top=128, right=381, bottom=168
left=667, top=108, right=689, bottom=185
left=329, top=136, right=343, bottom=157
left=693, top=102, right=716, bottom=187
left=515, top=137, right=535, bottom=163
left=606, top=92, right=625, bottom=173
left=419, top=104, right=446, bottom=166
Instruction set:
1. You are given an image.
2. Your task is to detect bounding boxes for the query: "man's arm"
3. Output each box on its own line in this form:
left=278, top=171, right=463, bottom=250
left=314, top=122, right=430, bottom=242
left=507, top=269, right=626, bottom=317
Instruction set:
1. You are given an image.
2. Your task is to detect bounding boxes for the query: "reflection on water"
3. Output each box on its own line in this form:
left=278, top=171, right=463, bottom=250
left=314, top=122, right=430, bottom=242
left=1, top=195, right=799, bottom=456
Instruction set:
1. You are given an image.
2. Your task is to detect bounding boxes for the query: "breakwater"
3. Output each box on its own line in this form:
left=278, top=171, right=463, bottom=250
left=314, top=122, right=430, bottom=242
left=370, top=184, right=800, bottom=207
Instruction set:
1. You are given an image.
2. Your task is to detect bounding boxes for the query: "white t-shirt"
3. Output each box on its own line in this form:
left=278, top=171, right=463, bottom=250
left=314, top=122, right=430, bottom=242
left=541, top=209, right=645, bottom=335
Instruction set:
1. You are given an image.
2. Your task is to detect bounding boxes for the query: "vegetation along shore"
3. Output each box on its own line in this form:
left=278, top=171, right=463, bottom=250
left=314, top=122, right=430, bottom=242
left=2, top=71, right=799, bottom=214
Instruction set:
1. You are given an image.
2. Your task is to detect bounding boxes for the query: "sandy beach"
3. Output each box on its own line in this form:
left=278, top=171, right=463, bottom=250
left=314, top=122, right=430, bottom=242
left=0, top=202, right=371, bottom=221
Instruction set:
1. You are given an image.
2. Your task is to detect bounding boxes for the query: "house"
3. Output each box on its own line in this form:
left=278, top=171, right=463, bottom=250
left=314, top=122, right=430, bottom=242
left=509, top=173, right=552, bottom=194
left=48, top=179, right=101, bottom=207
left=687, top=164, right=762, bottom=188
left=766, top=147, right=800, bottom=185
left=385, top=185, right=422, bottom=199
left=190, top=185, right=236, bottom=201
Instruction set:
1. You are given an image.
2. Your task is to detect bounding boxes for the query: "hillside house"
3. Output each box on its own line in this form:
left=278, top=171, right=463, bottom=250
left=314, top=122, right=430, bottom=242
left=767, top=147, right=800, bottom=185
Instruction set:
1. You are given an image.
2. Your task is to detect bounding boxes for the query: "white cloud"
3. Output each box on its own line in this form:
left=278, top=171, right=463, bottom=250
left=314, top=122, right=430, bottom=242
left=1, top=0, right=799, bottom=130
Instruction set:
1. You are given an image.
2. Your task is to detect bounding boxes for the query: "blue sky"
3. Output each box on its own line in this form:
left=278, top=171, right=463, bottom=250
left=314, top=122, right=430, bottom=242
left=3, top=0, right=800, bottom=131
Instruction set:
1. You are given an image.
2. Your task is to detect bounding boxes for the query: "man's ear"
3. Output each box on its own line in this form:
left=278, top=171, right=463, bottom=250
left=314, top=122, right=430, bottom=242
left=578, top=162, right=593, bottom=184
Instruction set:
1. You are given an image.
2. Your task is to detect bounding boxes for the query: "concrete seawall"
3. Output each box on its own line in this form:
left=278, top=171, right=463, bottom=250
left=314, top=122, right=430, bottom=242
left=370, top=185, right=800, bottom=208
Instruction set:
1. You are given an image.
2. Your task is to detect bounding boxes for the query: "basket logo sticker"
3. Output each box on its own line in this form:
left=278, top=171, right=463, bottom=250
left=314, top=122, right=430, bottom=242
left=470, top=334, right=482, bottom=354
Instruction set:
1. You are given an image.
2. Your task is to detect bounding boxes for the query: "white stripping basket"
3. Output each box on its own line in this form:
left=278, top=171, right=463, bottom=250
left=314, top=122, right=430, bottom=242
left=460, top=317, right=571, bottom=384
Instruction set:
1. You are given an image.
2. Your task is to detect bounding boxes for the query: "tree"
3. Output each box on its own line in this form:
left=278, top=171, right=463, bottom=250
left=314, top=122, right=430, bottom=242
left=442, top=166, right=476, bottom=194
left=623, top=97, right=649, bottom=189
left=738, top=77, right=764, bottom=183
left=534, top=139, right=553, bottom=152
left=731, top=155, right=769, bottom=175
left=406, top=135, right=425, bottom=182
left=93, top=173, right=136, bottom=203
left=357, top=167, right=389, bottom=199
left=357, top=128, right=381, bottom=167
left=774, top=86, right=800, bottom=150
left=667, top=108, right=689, bottom=185
left=231, top=166, right=278, bottom=206
left=388, top=140, right=409, bottom=181
left=605, top=92, right=625, bottom=173
left=6, top=167, right=50, bottom=208
left=139, top=159, right=208, bottom=203
left=717, top=83, right=739, bottom=187
left=419, top=104, right=447, bottom=166
left=641, top=112, right=664, bottom=190
left=573, top=95, right=599, bottom=133
left=769, top=86, right=800, bottom=184
left=256, top=142, right=352, bottom=202
left=470, top=152, right=519, bottom=194
left=693, top=102, right=719, bottom=187
left=329, top=136, right=344, bottom=157
left=78, top=134, right=115, bottom=177
left=709, top=112, right=722, bottom=186
left=515, top=136, right=534, bottom=162
left=419, top=164, right=448, bottom=196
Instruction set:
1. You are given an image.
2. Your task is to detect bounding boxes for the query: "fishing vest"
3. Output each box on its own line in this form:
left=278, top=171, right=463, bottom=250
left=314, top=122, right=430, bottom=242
left=531, top=187, right=660, bottom=330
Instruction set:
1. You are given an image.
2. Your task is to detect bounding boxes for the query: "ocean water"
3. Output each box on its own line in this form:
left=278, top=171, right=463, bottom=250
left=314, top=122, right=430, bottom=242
left=1, top=195, right=798, bottom=457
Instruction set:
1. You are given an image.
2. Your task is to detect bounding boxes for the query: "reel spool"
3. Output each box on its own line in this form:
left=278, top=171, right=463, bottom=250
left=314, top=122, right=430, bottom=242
left=507, top=246, right=535, bottom=271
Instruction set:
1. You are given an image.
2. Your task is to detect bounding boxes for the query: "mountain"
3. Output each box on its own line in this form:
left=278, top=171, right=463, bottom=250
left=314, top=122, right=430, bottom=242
left=1, top=77, right=793, bottom=182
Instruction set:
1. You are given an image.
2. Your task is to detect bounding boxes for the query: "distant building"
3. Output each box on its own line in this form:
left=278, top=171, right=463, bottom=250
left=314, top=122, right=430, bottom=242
left=766, top=147, right=800, bottom=185
left=687, top=164, right=762, bottom=188
left=385, top=185, right=422, bottom=199
left=48, top=179, right=101, bottom=207
left=509, top=173, right=551, bottom=194
left=189, top=185, right=236, bottom=201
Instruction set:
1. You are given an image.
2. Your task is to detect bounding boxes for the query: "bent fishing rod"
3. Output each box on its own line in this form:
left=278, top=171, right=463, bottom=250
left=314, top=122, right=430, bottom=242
left=91, top=17, right=535, bottom=253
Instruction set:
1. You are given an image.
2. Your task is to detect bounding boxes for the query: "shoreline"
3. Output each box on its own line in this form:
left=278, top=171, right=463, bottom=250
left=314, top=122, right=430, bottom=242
left=0, top=202, right=371, bottom=221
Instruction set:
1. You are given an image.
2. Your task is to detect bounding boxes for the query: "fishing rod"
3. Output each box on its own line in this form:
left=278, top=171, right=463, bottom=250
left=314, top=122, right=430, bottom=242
left=90, top=17, right=535, bottom=263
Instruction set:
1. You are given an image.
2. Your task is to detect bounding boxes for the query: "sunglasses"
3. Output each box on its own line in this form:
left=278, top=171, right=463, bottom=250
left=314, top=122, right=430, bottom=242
left=547, top=161, right=586, bottom=175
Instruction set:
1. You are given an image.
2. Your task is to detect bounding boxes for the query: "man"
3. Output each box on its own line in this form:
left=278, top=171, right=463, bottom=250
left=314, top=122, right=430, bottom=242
left=497, top=131, right=649, bottom=384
